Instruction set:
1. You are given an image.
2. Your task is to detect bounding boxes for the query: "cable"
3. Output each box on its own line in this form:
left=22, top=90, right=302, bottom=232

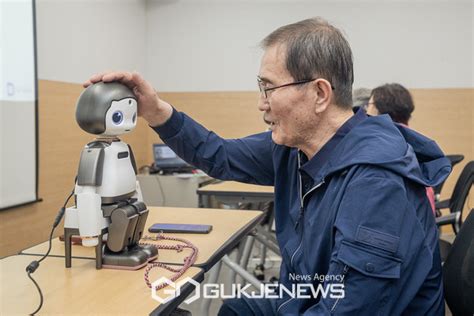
left=26, top=185, right=75, bottom=315
left=26, top=271, right=43, bottom=315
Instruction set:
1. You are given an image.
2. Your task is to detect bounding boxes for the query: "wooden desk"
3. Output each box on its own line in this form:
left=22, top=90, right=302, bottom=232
left=1, top=255, right=203, bottom=315
left=197, top=181, right=274, bottom=206
left=20, top=207, right=264, bottom=271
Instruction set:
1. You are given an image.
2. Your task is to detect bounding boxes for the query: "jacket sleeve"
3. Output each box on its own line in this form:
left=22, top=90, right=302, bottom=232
left=152, top=108, right=275, bottom=185
left=303, top=172, right=432, bottom=315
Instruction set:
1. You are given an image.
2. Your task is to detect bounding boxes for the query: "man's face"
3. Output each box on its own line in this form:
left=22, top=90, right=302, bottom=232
left=257, top=45, right=316, bottom=148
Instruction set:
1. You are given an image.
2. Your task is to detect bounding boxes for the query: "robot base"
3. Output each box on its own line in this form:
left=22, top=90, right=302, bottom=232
left=64, top=227, right=158, bottom=270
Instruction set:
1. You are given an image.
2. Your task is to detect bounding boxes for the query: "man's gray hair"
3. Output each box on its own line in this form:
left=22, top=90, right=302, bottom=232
left=261, top=17, right=354, bottom=109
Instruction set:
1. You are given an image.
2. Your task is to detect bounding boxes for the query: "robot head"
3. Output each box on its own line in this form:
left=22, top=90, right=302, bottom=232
left=76, top=82, right=138, bottom=136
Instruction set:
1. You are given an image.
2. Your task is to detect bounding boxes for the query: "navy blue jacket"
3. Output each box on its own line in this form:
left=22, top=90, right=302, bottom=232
left=153, top=108, right=451, bottom=315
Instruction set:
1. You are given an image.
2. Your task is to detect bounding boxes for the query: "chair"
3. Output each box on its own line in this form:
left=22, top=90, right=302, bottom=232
left=433, top=154, right=464, bottom=203
left=442, top=210, right=474, bottom=316
left=436, top=160, right=473, bottom=234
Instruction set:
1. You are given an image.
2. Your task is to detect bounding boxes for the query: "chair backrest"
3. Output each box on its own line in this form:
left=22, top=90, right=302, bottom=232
left=433, top=154, right=465, bottom=195
left=443, top=210, right=474, bottom=316
left=449, top=161, right=474, bottom=215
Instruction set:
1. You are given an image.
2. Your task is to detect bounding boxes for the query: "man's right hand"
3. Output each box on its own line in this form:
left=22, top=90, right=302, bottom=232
left=83, top=71, right=173, bottom=127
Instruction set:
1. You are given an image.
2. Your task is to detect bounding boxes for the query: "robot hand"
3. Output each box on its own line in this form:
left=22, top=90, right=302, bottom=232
left=76, top=188, right=103, bottom=247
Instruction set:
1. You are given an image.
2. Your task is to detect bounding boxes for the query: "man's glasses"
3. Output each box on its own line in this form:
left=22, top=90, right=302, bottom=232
left=257, top=77, right=334, bottom=99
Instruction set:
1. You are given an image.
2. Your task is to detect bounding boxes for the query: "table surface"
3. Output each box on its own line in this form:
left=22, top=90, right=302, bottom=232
left=197, top=181, right=274, bottom=197
left=21, top=207, right=264, bottom=270
left=1, top=255, right=204, bottom=315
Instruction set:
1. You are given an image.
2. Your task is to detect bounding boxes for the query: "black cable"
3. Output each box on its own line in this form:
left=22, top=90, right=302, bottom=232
left=26, top=271, right=43, bottom=315
left=26, top=186, right=75, bottom=315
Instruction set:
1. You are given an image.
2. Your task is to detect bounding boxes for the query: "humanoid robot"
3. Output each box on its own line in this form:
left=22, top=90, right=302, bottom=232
left=64, top=82, right=157, bottom=269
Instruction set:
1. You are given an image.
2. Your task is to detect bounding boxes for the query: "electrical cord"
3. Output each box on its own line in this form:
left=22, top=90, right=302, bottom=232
left=26, top=271, right=43, bottom=314
left=26, top=186, right=75, bottom=315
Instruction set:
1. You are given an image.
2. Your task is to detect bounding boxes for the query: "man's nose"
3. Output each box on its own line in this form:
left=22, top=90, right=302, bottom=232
left=257, top=96, right=270, bottom=112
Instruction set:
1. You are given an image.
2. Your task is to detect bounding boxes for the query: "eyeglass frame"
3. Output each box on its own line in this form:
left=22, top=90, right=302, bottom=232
left=257, top=76, right=335, bottom=99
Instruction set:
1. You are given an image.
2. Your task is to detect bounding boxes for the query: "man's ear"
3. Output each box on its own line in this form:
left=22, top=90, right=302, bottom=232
left=312, top=79, right=332, bottom=114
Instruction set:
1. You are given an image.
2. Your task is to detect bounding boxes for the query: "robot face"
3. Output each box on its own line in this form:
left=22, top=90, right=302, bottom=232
left=103, top=98, right=137, bottom=136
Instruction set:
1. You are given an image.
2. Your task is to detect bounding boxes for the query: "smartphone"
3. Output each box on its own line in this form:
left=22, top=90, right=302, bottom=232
left=148, top=223, right=213, bottom=234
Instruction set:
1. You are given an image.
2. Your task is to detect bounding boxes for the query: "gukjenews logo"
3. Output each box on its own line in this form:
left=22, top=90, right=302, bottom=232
left=151, top=277, right=345, bottom=304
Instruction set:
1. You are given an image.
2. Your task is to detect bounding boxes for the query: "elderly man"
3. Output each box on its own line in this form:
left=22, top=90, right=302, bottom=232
left=85, top=17, right=449, bottom=315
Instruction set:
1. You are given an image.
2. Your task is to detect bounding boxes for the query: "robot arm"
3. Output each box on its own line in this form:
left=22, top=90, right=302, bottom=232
left=128, top=144, right=144, bottom=202
left=76, top=189, right=102, bottom=247
left=76, top=146, right=105, bottom=247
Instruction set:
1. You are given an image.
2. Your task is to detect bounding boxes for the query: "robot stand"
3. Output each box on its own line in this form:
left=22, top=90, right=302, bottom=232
left=64, top=200, right=158, bottom=270
left=64, top=226, right=158, bottom=270
left=64, top=227, right=107, bottom=269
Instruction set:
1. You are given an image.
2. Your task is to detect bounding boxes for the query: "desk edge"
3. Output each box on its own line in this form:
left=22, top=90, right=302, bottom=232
left=194, top=211, right=265, bottom=271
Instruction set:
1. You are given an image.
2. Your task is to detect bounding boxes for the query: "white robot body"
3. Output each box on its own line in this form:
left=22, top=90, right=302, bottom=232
left=65, top=140, right=139, bottom=245
left=96, top=141, right=136, bottom=199
left=65, top=141, right=138, bottom=245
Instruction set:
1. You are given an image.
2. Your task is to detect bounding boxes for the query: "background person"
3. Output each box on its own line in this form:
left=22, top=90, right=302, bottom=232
left=366, top=83, right=414, bottom=125
left=352, top=87, right=372, bottom=112
left=367, top=83, right=436, bottom=213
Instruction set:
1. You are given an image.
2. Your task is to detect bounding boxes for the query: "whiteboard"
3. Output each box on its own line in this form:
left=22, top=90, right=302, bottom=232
left=0, top=0, right=38, bottom=210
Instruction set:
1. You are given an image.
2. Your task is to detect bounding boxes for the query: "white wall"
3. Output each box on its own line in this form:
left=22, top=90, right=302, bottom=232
left=145, top=0, right=473, bottom=91
left=35, top=0, right=473, bottom=90
left=36, top=0, right=147, bottom=83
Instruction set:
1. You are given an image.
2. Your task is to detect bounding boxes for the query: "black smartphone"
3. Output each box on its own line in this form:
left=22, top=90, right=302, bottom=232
left=148, top=223, right=213, bottom=234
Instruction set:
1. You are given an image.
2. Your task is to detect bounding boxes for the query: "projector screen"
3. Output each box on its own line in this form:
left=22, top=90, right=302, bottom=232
left=0, top=0, right=39, bottom=210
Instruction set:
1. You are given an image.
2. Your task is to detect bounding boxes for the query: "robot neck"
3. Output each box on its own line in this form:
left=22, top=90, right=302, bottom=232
left=95, top=136, right=120, bottom=143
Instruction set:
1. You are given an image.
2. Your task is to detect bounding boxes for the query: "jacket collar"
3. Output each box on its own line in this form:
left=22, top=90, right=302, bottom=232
left=299, top=108, right=367, bottom=182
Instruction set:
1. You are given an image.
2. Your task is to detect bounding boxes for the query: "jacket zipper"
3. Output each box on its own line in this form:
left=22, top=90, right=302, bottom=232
left=294, top=152, right=325, bottom=230
left=277, top=296, right=295, bottom=314
left=278, top=154, right=325, bottom=314
left=290, top=179, right=325, bottom=269
left=291, top=152, right=325, bottom=266
left=294, top=180, right=325, bottom=230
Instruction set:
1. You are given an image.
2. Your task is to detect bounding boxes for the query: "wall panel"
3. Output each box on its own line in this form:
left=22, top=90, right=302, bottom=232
left=1, top=84, right=471, bottom=257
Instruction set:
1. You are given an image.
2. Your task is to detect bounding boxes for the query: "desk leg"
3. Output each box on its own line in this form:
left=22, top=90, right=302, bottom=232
left=259, top=236, right=267, bottom=268
left=199, top=260, right=223, bottom=316
left=198, top=194, right=204, bottom=208
left=199, top=194, right=213, bottom=208
left=254, top=232, right=281, bottom=256
left=236, top=235, right=255, bottom=284
left=228, top=238, right=246, bottom=286
left=221, top=255, right=263, bottom=289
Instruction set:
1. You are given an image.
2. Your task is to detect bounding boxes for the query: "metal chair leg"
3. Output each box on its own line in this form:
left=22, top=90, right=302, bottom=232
left=199, top=260, right=223, bottom=316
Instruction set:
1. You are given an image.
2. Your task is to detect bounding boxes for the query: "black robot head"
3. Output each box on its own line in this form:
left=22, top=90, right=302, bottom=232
left=75, top=82, right=138, bottom=136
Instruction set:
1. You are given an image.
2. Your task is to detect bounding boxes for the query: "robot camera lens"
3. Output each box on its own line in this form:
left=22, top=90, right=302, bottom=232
left=132, top=112, right=137, bottom=123
left=112, top=111, right=124, bottom=125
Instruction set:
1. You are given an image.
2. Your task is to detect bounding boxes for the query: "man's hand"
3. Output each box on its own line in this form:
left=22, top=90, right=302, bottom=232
left=83, top=71, right=173, bottom=127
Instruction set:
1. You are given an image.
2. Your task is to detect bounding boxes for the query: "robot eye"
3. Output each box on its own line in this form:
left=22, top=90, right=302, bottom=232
left=132, top=112, right=137, bottom=123
left=112, top=111, right=123, bottom=125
